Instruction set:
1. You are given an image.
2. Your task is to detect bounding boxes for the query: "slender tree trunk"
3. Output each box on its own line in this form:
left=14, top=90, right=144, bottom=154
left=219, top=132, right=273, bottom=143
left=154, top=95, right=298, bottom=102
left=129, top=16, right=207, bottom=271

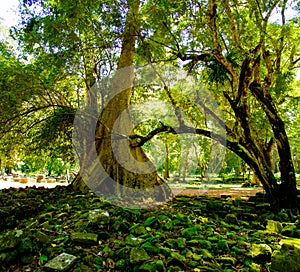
left=72, top=0, right=173, bottom=204
left=181, top=146, right=191, bottom=183
left=163, top=142, right=170, bottom=179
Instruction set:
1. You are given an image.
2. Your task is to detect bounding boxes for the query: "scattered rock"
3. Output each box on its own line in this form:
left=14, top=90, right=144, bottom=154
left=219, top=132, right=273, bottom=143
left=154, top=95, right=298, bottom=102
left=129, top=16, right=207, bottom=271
left=155, top=259, right=165, bottom=271
left=181, top=227, right=198, bottom=238
left=266, top=220, right=283, bottom=233
left=250, top=243, right=272, bottom=262
left=88, top=209, right=109, bottom=225
left=216, top=256, right=236, bottom=267
left=130, top=247, right=151, bottom=264
left=271, top=241, right=300, bottom=272
left=170, top=251, right=186, bottom=263
left=0, top=230, right=23, bottom=252
left=44, top=253, right=77, bottom=271
left=282, top=223, right=300, bottom=238
left=139, top=262, right=157, bottom=272
left=1, top=186, right=299, bottom=271
left=70, top=232, right=98, bottom=245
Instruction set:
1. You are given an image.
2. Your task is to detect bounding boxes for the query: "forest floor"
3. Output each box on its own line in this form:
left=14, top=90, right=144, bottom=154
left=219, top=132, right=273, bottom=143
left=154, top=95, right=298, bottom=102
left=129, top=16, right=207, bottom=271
left=0, top=185, right=299, bottom=272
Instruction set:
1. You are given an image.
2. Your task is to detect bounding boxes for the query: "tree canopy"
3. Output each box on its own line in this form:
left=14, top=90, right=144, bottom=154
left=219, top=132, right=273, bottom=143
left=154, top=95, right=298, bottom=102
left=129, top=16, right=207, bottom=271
left=0, top=0, right=299, bottom=208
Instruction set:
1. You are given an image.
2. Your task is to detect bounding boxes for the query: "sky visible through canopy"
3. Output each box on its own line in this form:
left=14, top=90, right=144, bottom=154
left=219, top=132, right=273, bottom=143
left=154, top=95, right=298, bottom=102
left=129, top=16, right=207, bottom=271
left=0, top=0, right=19, bottom=27
left=0, top=0, right=299, bottom=27
left=1, top=0, right=298, bottom=77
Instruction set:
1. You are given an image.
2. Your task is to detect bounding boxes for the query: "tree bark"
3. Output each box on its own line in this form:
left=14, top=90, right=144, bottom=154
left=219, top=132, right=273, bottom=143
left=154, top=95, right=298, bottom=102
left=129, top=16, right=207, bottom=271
left=72, top=0, right=173, bottom=205
left=163, top=142, right=170, bottom=179
left=250, top=82, right=298, bottom=209
left=251, top=138, right=275, bottom=186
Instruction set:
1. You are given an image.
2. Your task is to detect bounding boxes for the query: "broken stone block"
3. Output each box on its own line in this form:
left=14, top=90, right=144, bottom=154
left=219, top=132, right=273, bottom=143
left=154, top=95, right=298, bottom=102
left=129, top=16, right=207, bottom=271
left=70, top=232, right=98, bottom=245
left=0, top=230, right=23, bottom=252
left=266, top=220, right=283, bottom=234
left=130, top=247, right=151, bottom=264
left=250, top=243, right=272, bottom=262
left=88, top=209, right=109, bottom=225
left=271, top=240, right=300, bottom=272
left=44, top=253, right=77, bottom=271
left=47, top=179, right=57, bottom=183
left=37, top=174, right=45, bottom=182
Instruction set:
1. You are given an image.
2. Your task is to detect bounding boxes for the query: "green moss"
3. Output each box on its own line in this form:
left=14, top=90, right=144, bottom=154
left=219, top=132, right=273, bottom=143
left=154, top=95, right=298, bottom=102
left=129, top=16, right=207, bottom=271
left=181, top=227, right=198, bottom=238
left=130, top=247, right=151, bottom=264
left=170, top=252, right=186, bottom=263
left=271, top=243, right=300, bottom=272
left=266, top=220, right=283, bottom=233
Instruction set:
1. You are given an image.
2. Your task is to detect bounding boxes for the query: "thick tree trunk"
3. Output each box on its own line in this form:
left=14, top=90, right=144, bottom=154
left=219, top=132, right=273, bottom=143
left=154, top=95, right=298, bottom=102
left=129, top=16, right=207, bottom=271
left=72, top=0, right=173, bottom=204
left=251, top=139, right=275, bottom=186
left=250, top=82, right=298, bottom=210
left=224, top=58, right=297, bottom=210
left=203, top=0, right=297, bottom=211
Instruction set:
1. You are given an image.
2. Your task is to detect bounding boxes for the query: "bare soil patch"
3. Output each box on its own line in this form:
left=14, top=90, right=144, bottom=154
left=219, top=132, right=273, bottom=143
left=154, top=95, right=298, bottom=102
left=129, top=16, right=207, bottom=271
left=172, top=187, right=264, bottom=198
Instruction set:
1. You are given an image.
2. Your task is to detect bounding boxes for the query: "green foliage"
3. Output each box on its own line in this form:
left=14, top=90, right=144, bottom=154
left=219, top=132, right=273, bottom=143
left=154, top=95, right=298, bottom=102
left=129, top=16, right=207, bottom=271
left=0, top=0, right=299, bottom=190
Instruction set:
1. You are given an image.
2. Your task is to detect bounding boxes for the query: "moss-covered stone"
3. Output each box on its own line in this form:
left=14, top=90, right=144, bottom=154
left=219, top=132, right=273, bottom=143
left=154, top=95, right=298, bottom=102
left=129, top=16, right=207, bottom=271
left=200, top=249, right=214, bottom=259
left=125, top=235, right=143, bottom=246
left=207, top=236, right=219, bottom=243
left=249, top=262, right=261, bottom=272
left=177, top=237, right=186, bottom=248
left=88, top=209, right=109, bottom=225
left=155, top=259, right=165, bottom=271
left=130, top=247, right=151, bottom=264
left=44, top=253, right=77, bottom=271
left=266, top=220, right=283, bottom=233
left=139, top=262, right=157, bottom=272
left=216, top=256, right=236, bottom=266
left=143, top=216, right=157, bottom=227
left=131, top=225, right=147, bottom=236
left=170, top=252, right=186, bottom=263
left=159, top=246, right=172, bottom=257
left=279, top=237, right=300, bottom=250
left=141, top=242, right=160, bottom=253
left=0, top=231, right=22, bottom=252
left=192, top=253, right=202, bottom=261
left=225, top=213, right=239, bottom=225
left=282, top=223, right=299, bottom=238
left=181, top=227, right=198, bottom=238
left=249, top=243, right=272, bottom=262
left=271, top=243, right=300, bottom=272
left=217, top=239, right=229, bottom=252
left=232, top=245, right=245, bottom=254
left=70, top=232, right=98, bottom=245
left=198, top=239, right=212, bottom=249
left=115, top=259, right=126, bottom=269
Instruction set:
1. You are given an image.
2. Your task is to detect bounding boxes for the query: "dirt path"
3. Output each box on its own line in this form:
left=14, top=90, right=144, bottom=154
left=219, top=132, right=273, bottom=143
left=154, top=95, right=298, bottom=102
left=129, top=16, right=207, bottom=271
left=172, top=187, right=264, bottom=198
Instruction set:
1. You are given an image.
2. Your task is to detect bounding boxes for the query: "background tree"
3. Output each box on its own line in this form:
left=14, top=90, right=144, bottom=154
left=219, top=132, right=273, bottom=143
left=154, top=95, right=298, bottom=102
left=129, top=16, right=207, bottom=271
left=132, top=0, right=300, bottom=209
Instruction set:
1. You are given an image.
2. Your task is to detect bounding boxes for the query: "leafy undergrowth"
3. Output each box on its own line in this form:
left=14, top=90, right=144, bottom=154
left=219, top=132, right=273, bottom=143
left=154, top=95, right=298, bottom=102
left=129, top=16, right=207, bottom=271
left=0, top=186, right=299, bottom=272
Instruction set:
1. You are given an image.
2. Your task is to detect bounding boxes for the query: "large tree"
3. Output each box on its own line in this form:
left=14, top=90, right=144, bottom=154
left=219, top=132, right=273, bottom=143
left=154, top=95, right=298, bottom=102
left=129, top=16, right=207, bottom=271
left=72, top=0, right=173, bottom=204
left=13, top=0, right=173, bottom=205
left=6, top=0, right=300, bottom=209
left=134, top=0, right=300, bottom=209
